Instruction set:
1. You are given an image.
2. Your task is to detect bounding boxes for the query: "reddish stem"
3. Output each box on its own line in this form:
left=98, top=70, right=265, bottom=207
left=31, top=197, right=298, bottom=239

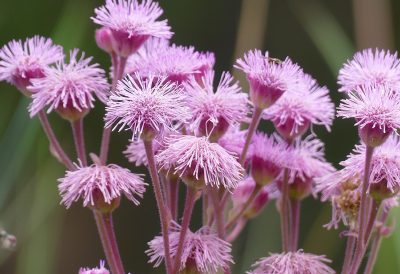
left=71, top=118, right=87, bottom=166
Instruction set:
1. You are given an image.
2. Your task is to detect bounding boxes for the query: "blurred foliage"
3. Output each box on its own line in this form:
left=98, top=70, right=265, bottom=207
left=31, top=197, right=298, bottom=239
left=0, top=0, right=399, bottom=273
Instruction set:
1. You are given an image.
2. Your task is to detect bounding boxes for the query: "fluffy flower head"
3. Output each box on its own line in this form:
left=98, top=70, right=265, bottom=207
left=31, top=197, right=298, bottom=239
left=58, top=162, right=147, bottom=209
left=92, top=0, right=173, bottom=57
left=234, top=49, right=302, bottom=109
left=0, top=36, right=64, bottom=95
left=79, top=260, right=109, bottom=274
left=147, top=223, right=234, bottom=274
left=183, top=71, right=250, bottom=141
left=105, top=72, right=190, bottom=140
left=338, top=48, right=400, bottom=92
left=156, top=135, right=244, bottom=190
left=28, top=49, right=109, bottom=121
left=264, top=73, right=334, bottom=140
left=247, top=250, right=334, bottom=274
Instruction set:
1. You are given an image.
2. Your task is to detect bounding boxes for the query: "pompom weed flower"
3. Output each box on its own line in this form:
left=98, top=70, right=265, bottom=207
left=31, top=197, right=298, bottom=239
left=79, top=260, right=110, bottom=274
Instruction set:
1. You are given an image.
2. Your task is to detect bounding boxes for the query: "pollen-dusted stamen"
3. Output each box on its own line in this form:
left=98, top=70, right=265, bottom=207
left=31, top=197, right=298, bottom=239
left=28, top=49, right=109, bottom=121
left=92, top=0, right=173, bottom=57
left=338, top=48, right=400, bottom=93
left=147, top=222, right=234, bottom=274
left=105, top=72, right=190, bottom=141
left=247, top=249, right=335, bottom=274
left=0, top=36, right=64, bottom=96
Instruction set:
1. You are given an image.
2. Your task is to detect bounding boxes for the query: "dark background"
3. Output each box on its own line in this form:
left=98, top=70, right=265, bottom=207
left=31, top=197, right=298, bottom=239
left=0, top=0, right=399, bottom=273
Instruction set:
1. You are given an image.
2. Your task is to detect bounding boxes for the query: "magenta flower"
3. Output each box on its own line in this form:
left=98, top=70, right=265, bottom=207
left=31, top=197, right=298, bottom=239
left=58, top=161, right=147, bottom=209
left=0, top=36, right=64, bottom=96
left=234, top=49, right=302, bottom=110
left=124, top=37, right=212, bottom=84
left=92, top=0, right=173, bottom=57
left=28, top=49, right=109, bottom=121
left=79, top=260, right=110, bottom=274
left=247, top=250, right=335, bottom=274
left=338, top=48, right=400, bottom=92
left=147, top=223, right=234, bottom=274
left=250, top=131, right=292, bottom=186
left=337, top=84, right=400, bottom=146
left=105, top=72, right=190, bottom=140
left=156, top=135, right=244, bottom=189
left=194, top=51, right=216, bottom=84
left=263, top=73, right=335, bottom=140
left=183, top=71, right=250, bottom=141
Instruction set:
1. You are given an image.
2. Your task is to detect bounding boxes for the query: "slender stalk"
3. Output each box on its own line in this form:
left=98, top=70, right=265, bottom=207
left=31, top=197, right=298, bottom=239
left=169, top=177, right=180, bottom=222
left=94, top=211, right=124, bottom=274
left=172, top=186, right=197, bottom=274
left=363, top=199, right=382, bottom=244
left=160, top=173, right=170, bottom=209
left=280, top=168, right=290, bottom=252
left=348, top=146, right=375, bottom=274
left=289, top=199, right=300, bottom=252
left=143, top=140, right=172, bottom=274
left=225, top=184, right=262, bottom=230
left=71, top=118, right=87, bottom=166
left=226, top=217, right=247, bottom=243
left=364, top=209, right=389, bottom=274
left=203, top=193, right=209, bottom=226
left=239, top=107, right=262, bottom=165
left=38, top=110, right=75, bottom=170
left=341, top=235, right=356, bottom=274
left=99, top=55, right=127, bottom=165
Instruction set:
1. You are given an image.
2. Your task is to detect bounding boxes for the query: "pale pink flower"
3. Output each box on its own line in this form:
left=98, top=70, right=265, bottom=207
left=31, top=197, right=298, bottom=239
left=105, top=72, right=190, bottom=140
left=338, top=48, right=400, bottom=92
left=147, top=223, right=234, bottom=274
left=79, top=260, right=110, bottom=274
left=263, top=73, right=334, bottom=140
left=156, top=135, right=244, bottom=189
left=183, top=71, right=250, bottom=141
left=58, top=161, right=147, bottom=209
left=247, top=250, right=335, bottom=274
left=218, top=126, right=250, bottom=166
left=92, top=0, right=173, bottom=57
left=28, top=49, right=109, bottom=121
left=234, top=49, right=302, bottom=110
left=0, top=36, right=64, bottom=95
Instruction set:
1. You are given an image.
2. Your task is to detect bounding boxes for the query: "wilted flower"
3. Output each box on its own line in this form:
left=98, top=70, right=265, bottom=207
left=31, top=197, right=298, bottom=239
left=28, top=49, right=109, bottom=121
left=147, top=223, right=234, bottom=274
left=0, top=36, right=64, bottom=96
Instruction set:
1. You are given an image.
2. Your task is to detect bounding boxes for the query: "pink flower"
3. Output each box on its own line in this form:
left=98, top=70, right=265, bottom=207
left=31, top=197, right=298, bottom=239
left=124, top=37, right=213, bottom=84
left=92, top=0, right=173, bottom=57
left=105, top=72, right=190, bottom=140
left=147, top=223, right=234, bottom=274
left=338, top=48, right=400, bottom=92
left=79, top=260, right=110, bottom=274
left=58, top=161, right=147, bottom=209
left=0, top=36, right=64, bottom=96
left=234, top=49, right=302, bottom=110
left=263, top=73, right=335, bottom=140
left=337, top=83, right=400, bottom=147
left=28, top=49, right=109, bottom=121
left=183, top=71, right=250, bottom=141
left=156, top=135, right=244, bottom=190
left=247, top=250, right=335, bottom=274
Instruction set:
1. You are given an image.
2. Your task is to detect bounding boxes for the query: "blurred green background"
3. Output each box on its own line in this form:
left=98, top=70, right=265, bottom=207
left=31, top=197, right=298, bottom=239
left=0, top=0, right=400, bottom=273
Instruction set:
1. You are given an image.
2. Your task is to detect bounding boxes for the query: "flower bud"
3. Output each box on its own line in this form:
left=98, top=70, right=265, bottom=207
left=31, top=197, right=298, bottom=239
left=95, top=27, right=115, bottom=53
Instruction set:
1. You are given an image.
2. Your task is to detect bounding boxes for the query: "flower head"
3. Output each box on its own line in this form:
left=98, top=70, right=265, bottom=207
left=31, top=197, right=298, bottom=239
left=156, top=135, right=244, bottom=190
left=250, top=132, right=292, bottom=186
left=234, top=49, right=302, bottom=110
left=124, top=37, right=212, bottom=84
left=79, top=260, right=110, bottom=274
left=92, top=0, right=173, bottom=57
left=0, top=36, right=64, bottom=96
left=105, top=72, right=190, bottom=140
left=28, top=49, right=109, bottom=121
left=247, top=250, right=335, bottom=274
left=263, top=73, right=335, bottom=140
left=58, top=161, right=147, bottom=211
left=338, top=48, right=400, bottom=92
left=147, top=223, right=234, bottom=274
left=183, top=71, right=250, bottom=141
